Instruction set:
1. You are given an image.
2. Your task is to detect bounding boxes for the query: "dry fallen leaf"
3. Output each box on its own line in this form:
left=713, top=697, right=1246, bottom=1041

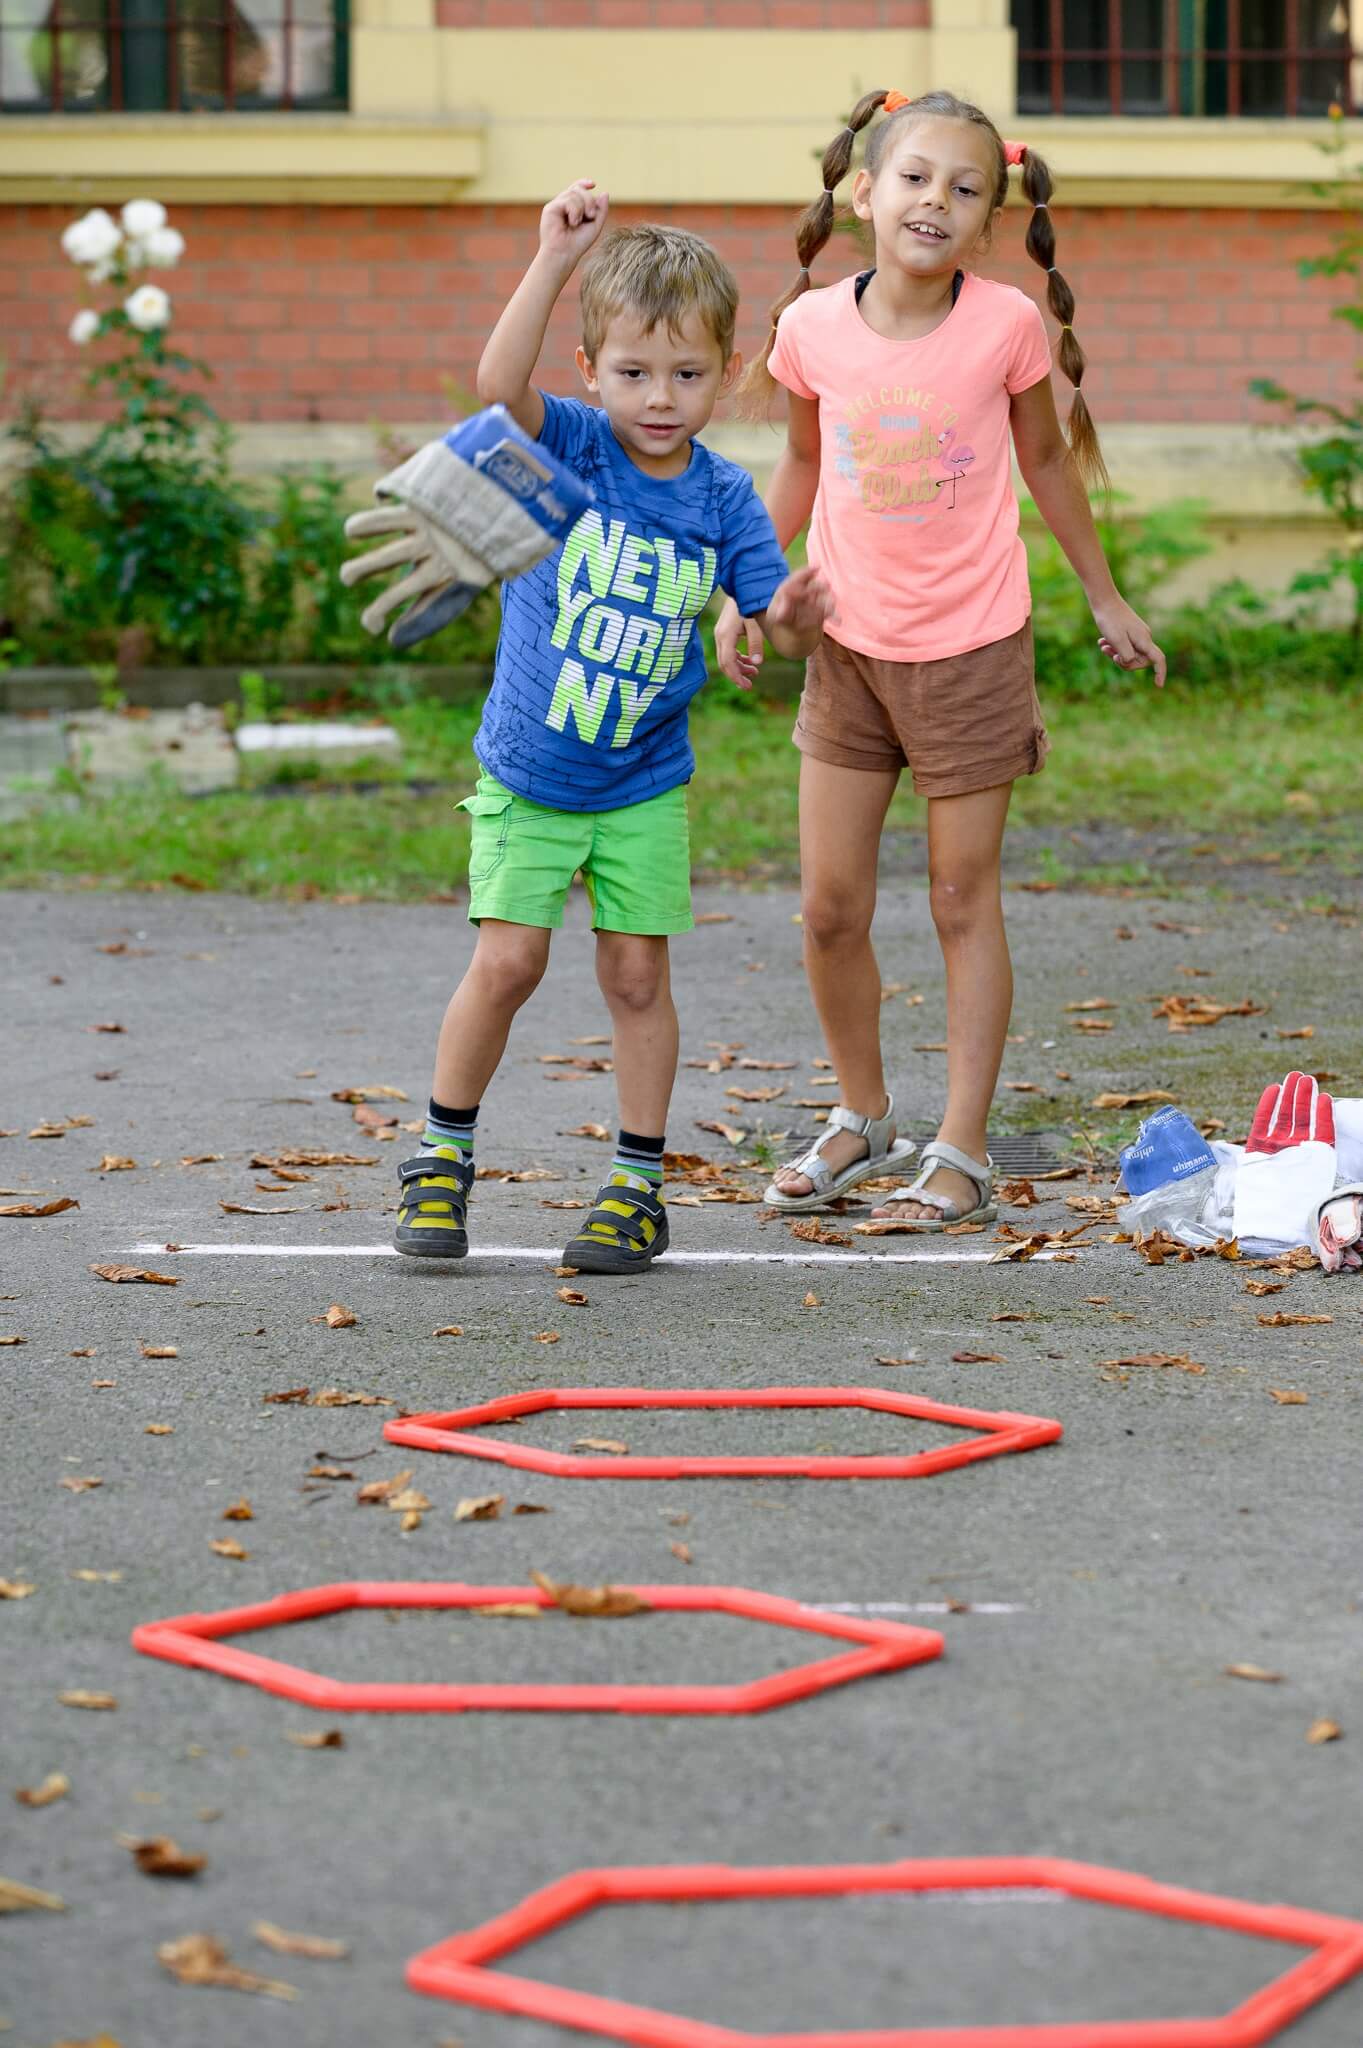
left=561, top=1123, right=610, bottom=1141
left=725, top=1085, right=785, bottom=1103
left=530, top=1572, right=648, bottom=1619
left=252, top=1150, right=374, bottom=1169
left=0, top=1876, right=66, bottom=1913
left=1064, top=998, right=1116, bottom=1012
left=951, top=1351, right=1004, bottom=1364
left=308, top=1388, right=392, bottom=1408
left=58, top=1690, right=117, bottom=1710
left=1152, top=994, right=1265, bottom=1033
left=1091, top=1091, right=1178, bottom=1111
left=1258, top=1312, right=1332, bottom=1328
left=513, top=1503, right=551, bottom=1516
left=532, top=1331, right=561, bottom=1345
left=180, top=1154, right=223, bottom=1166
left=158, top=1932, right=298, bottom=1999
left=331, top=1084, right=408, bottom=1103
left=541, top=1198, right=589, bottom=1210
left=0, top=1579, right=36, bottom=1599
left=693, top=911, right=733, bottom=924
left=60, top=1476, right=103, bottom=1494
left=209, top=1539, right=249, bottom=1561
left=140, top=1344, right=178, bottom=1359
left=0, top=1196, right=79, bottom=1217
left=572, top=1438, right=629, bottom=1456
left=323, top=1304, right=357, bottom=1329
left=1097, top=1353, right=1206, bottom=1377
left=695, top=1120, right=748, bottom=1147
left=252, top=1920, right=350, bottom=1960
left=14, top=1771, right=70, bottom=1808
left=356, top=1469, right=412, bottom=1506
left=71, top=1569, right=122, bottom=1583
left=454, top=1495, right=504, bottom=1522
left=1269, top=1389, right=1310, bottom=1406
left=144, top=1423, right=174, bottom=1436
left=126, top=1835, right=206, bottom=1878
left=221, top=1201, right=305, bottom=1216
left=432, top=1324, right=464, bottom=1338
left=670, top=1542, right=693, bottom=1564
left=473, top=1602, right=542, bottom=1619
left=95, top=1155, right=136, bottom=1173
left=874, top=1354, right=918, bottom=1367
left=1276, top=1027, right=1315, bottom=1041
left=802, top=1292, right=822, bottom=1309
left=1071, top=1018, right=1115, bottom=1033
left=285, top=1729, right=344, bottom=1749
left=1245, top=1280, right=1285, bottom=1297
left=1224, top=1663, right=1284, bottom=1683
left=221, top=1498, right=253, bottom=1521
left=1306, top=1719, right=1342, bottom=1745
left=555, top=1287, right=588, bottom=1306
left=90, top=1264, right=179, bottom=1287
left=788, top=1217, right=851, bottom=1247
left=0, top=1335, right=27, bottom=1346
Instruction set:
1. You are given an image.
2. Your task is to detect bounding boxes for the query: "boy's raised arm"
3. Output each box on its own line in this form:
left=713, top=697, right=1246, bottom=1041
left=475, top=179, right=610, bottom=442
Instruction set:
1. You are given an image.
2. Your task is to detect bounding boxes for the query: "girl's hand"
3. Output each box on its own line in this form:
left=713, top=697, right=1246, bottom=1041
left=1093, top=595, right=1167, bottom=688
left=539, top=180, right=609, bottom=266
left=763, top=564, right=836, bottom=656
left=715, top=594, right=763, bottom=690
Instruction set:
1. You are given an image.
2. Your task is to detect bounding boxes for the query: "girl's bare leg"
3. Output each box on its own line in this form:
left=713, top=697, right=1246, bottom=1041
left=771, top=755, right=901, bottom=1198
left=872, top=782, right=1015, bottom=1219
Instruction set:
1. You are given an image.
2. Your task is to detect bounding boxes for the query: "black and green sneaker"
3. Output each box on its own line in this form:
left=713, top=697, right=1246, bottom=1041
left=394, top=1152, right=474, bottom=1259
left=562, top=1179, right=669, bottom=1275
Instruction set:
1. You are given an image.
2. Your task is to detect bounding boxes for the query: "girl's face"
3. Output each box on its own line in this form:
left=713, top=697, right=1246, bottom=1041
left=852, top=116, right=1000, bottom=279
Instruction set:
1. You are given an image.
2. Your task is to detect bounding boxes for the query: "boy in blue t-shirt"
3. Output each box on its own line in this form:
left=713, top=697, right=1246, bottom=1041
left=396, top=178, right=833, bottom=1274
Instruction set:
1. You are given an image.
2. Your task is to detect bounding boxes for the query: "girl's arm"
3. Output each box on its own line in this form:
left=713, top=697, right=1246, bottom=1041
left=715, top=392, right=822, bottom=687
left=475, top=180, right=609, bottom=441
left=1010, top=377, right=1167, bottom=687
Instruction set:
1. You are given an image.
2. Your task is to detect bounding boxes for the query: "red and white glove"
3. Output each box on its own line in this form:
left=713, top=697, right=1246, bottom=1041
left=1314, top=1187, right=1363, bottom=1274
left=1233, top=1070, right=1337, bottom=1248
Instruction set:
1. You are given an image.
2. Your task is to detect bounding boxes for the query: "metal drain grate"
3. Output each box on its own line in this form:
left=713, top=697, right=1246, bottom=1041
left=909, top=1129, right=1067, bottom=1174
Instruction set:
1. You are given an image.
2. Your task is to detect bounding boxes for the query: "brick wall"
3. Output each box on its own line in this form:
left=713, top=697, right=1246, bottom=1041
left=433, top=2, right=926, bottom=25
left=4, top=199, right=1353, bottom=428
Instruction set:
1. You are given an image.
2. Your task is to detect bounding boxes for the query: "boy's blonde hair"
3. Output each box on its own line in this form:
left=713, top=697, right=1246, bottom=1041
left=579, top=224, right=739, bottom=364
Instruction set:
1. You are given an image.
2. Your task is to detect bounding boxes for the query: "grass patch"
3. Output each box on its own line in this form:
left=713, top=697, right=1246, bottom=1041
left=4, top=681, right=1362, bottom=901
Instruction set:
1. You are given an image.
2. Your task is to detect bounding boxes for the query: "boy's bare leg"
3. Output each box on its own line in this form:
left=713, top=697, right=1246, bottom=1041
left=872, top=783, right=1014, bottom=1219
left=594, top=931, right=678, bottom=1136
left=430, top=919, right=553, bottom=1107
left=771, top=755, right=901, bottom=1198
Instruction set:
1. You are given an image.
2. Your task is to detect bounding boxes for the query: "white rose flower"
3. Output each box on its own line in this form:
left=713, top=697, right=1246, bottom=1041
left=121, top=198, right=168, bottom=241
left=60, top=207, right=123, bottom=270
left=69, top=308, right=100, bottom=346
left=124, top=283, right=172, bottom=332
left=140, top=225, right=185, bottom=269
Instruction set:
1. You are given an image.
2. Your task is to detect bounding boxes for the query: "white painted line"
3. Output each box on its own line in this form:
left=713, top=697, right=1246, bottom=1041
left=815, top=1601, right=1026, bottom=1616
left=129, top=1241, right=1081, bottom=1267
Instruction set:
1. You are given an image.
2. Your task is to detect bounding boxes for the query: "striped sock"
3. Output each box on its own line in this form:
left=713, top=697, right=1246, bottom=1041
left=609, top=1129, right=664, bottom=1196
left=420, top=1097, right=478, bottom=1165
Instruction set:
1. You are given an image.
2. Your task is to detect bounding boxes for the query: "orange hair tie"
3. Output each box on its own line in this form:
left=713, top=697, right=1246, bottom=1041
left=1003, top=139, right=1027, bottom=166
left=882, top=90, right=911, bottom=113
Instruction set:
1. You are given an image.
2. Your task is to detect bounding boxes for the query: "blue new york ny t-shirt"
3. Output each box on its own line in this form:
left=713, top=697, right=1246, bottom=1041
left=474, top=393, right=792, bottom=812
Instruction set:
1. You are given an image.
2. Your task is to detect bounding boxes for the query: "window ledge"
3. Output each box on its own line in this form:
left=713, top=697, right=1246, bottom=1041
left=0, top=113, right=483, bottom=203
left=1011, top=116, right=1363, bottom=208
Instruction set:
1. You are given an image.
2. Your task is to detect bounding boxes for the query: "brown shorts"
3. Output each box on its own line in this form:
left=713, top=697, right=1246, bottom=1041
left=793, top=620, right=1049, bottom=799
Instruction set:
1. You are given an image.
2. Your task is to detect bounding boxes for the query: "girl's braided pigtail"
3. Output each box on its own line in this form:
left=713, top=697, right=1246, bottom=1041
left=1014, top=144, right=1109, bottom=493
left=735, top=88, right=894, bottom=419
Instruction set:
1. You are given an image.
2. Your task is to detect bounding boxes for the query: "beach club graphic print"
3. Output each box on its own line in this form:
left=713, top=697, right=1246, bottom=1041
left=835, top=381, right=974, bottom=522
left=543, top=509, right=715, bottom=750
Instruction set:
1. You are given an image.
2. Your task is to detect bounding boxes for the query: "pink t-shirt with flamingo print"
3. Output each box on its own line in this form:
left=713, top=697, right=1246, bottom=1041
left=767, top=270, right=1052, bottom=662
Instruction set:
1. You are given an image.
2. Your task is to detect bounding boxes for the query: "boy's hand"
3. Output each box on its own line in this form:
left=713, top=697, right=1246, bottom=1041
left=539, top=180, right=610, bottom=267
left=1093, top=594, right=1167, bottom=688
left=715, top=595, right=763, bottom=690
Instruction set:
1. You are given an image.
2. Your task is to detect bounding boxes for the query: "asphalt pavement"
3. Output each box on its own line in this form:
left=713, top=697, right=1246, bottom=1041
left=3, top=879, right=1361, bottom=2046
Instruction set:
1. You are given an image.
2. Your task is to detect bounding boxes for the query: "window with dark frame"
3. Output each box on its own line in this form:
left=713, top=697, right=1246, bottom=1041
left=0, top=0, right=348, bottom=111
left=1014, top=1, right=1360, bottom=116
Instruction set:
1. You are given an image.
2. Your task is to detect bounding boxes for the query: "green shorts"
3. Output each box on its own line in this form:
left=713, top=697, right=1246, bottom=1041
left=459, top=773, right=694, bottom=935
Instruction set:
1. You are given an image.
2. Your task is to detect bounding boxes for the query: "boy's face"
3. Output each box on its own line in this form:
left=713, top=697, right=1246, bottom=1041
left=577, top=308, right=740, bottom=478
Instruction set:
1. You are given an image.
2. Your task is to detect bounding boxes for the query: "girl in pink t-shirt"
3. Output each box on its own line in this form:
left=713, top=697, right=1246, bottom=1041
left=716, top=87, right=1165, bottom=1229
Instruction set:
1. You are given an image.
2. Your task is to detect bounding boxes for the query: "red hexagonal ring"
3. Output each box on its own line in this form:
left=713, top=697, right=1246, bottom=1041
left=384, top=1385, right=1063, bottom=1480
left=405, top=1856, right=1363, bottom=2047
left=131, top=1582, right=944, bottom=1715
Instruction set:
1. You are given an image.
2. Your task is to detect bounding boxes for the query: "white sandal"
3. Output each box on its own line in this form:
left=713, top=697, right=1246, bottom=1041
left=764, top=1095, right=916, bottom=1213
left=873, top=1140, right=997, bottom=1232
